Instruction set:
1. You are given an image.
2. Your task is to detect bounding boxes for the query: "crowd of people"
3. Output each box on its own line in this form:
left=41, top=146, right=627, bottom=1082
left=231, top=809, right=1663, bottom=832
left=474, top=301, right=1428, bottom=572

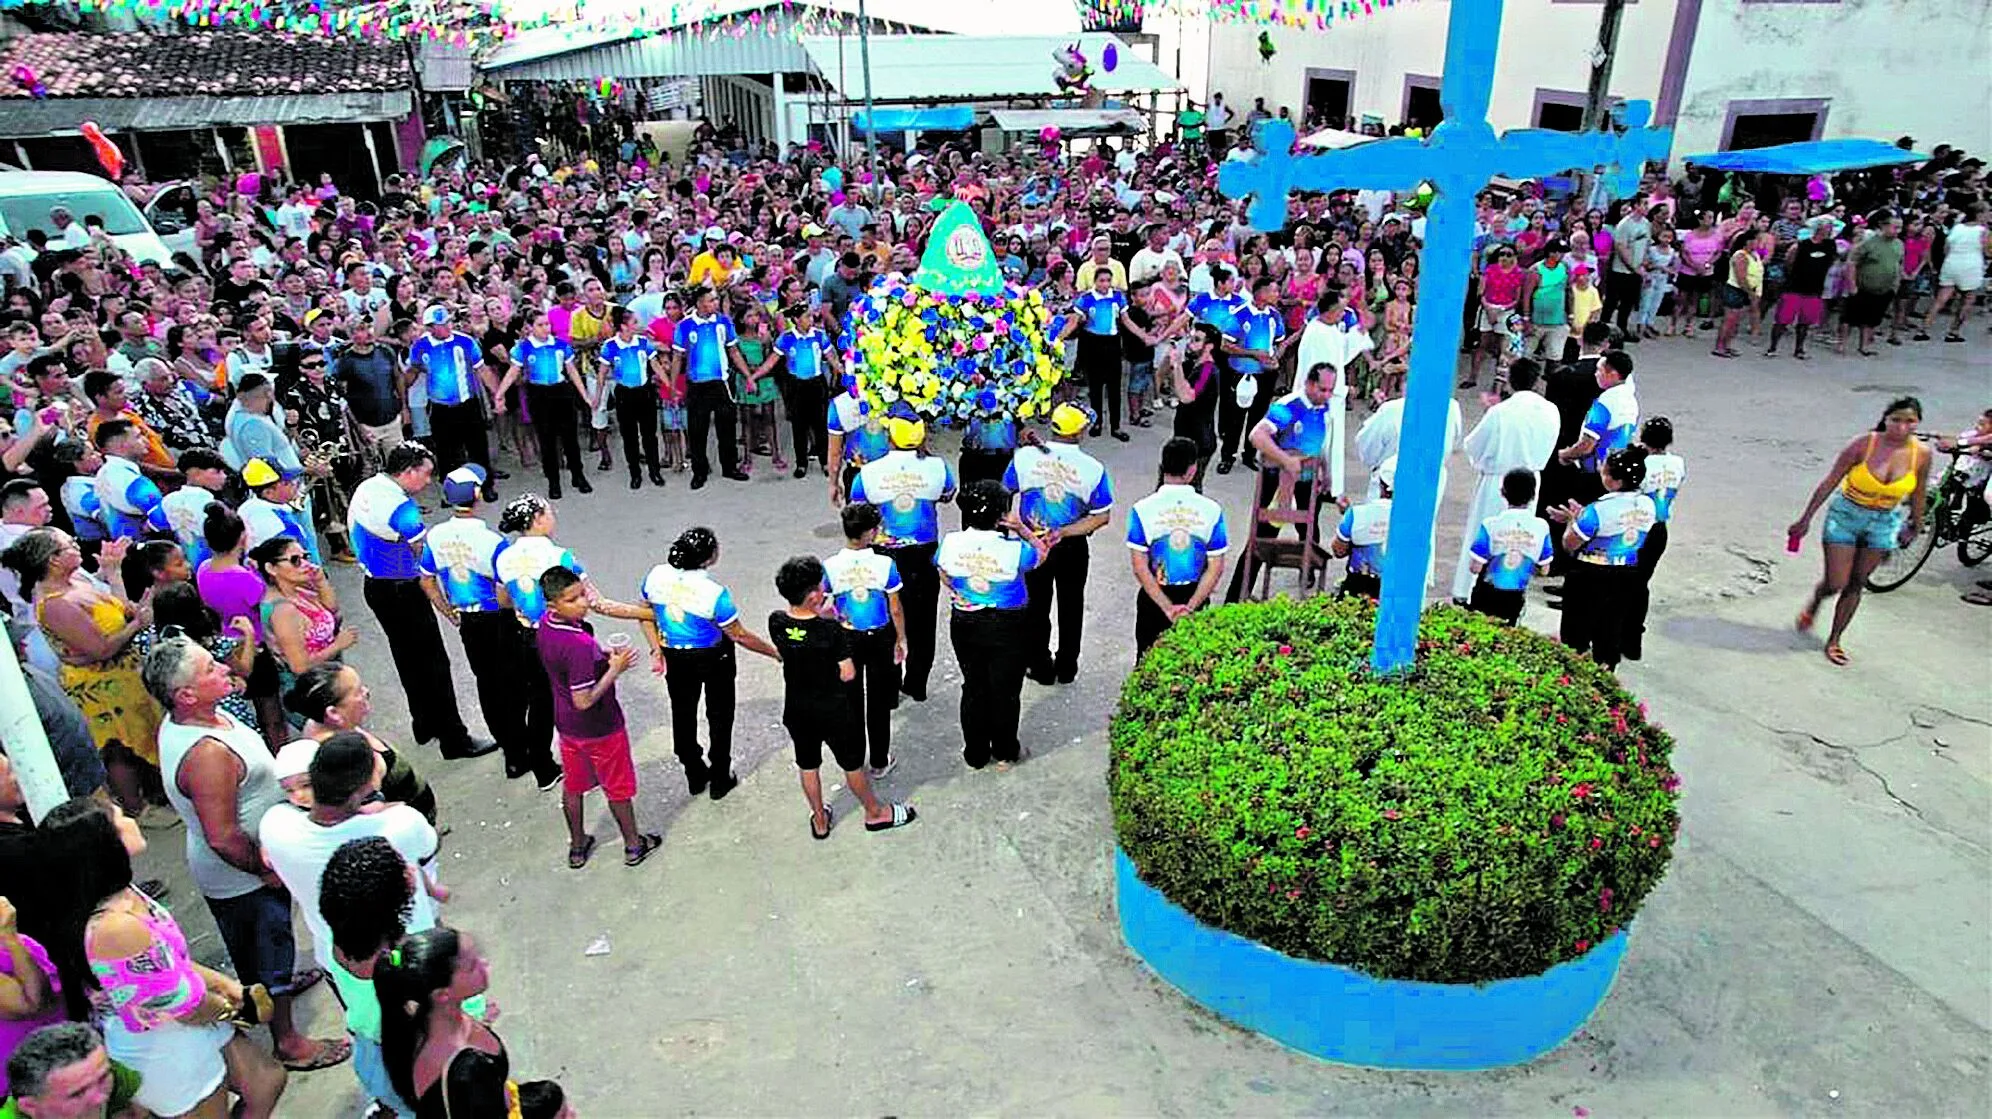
left=0, top=103, right=1986, bottom=1117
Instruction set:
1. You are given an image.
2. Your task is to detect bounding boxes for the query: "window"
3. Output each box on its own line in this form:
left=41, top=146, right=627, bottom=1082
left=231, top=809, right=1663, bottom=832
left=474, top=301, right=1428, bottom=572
left=1533, top=88, right=1590, bottom=132
left=1402, top=74, right=1442, bottom=129
left=1720, top=98, right=1829, bottom=150
left=1304, top=68, right=1356, bottom=130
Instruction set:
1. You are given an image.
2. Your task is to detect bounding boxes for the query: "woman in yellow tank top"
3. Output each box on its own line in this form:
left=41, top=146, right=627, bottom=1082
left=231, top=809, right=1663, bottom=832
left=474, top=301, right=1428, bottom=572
left=1786, top=397, right=1931, bottom=665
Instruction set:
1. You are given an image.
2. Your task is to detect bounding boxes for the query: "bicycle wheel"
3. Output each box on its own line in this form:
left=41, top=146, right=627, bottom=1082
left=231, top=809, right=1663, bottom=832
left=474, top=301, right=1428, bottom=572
left=1959, top=523, right=1992, bottom=567
left=1866, top=512, right=1940, bottom=592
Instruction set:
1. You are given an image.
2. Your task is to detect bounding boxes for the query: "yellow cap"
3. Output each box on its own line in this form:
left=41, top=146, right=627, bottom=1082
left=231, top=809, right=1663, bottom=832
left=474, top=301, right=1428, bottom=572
left=240, top=458, right=279, bottom=488
left=885, top=417, right=926, bottom=449
left=1050, top=403, right=1091, bottom=437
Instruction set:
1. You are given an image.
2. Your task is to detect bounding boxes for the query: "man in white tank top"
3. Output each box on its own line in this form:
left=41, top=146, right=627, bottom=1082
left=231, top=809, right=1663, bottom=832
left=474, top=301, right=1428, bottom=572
left=143, top=635, right=350, bottom=1070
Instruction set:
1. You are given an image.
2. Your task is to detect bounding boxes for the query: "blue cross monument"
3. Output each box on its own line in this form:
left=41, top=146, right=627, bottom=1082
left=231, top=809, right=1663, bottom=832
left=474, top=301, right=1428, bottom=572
left=1220, top=0, right=1673, bottom=673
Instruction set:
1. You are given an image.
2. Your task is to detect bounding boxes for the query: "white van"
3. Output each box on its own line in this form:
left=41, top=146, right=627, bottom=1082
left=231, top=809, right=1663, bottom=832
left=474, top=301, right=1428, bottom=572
left=0, top=170, right=195, bottom=271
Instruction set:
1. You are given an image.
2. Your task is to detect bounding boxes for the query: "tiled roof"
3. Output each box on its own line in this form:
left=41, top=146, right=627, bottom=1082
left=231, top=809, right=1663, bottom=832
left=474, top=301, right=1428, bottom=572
left=0, top=30, right=411, bottom=100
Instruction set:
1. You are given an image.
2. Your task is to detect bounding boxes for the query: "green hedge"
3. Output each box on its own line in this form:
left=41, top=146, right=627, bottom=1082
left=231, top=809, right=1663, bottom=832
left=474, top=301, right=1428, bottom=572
left=1109, top=596, right=1679, bottom=985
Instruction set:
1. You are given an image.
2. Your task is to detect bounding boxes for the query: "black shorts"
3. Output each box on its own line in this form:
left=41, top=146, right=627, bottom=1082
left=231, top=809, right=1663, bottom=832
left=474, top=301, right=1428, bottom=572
left=1719, top=283, right=1752, bottom=311
left=1674, top=273, right=1712, bottom=296
left=786, top=710, right=864, bottom=772
left=206, top=885, right=300, bottom=994
left=1842, top=289, right=1893, bottom=328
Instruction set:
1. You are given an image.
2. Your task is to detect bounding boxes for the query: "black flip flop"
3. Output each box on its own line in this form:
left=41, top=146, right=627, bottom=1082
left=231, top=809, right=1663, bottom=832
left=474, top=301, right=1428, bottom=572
left=624, top=833, right=663, bottom=867
left=865, top=803, right=919, bottom=832
left=810, top=808, right=833, bottom=840
left=567, top=835, right=597, bottom=870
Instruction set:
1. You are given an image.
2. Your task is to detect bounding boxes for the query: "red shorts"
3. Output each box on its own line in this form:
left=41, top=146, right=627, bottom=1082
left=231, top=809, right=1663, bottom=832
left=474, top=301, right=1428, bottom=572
left=1774, top=293, right=1824, bottom=326
left=558, top=727, right=637, bottom=801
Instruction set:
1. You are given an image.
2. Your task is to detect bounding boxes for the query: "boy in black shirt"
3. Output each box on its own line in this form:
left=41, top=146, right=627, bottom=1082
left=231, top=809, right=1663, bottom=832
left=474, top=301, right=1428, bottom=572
left=771, top=556, right=916, bottom=840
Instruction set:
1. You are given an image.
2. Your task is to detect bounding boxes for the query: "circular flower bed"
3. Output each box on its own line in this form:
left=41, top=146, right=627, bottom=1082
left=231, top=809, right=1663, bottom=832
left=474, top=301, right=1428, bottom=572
left=1109, top=596, right=1680, bottom=985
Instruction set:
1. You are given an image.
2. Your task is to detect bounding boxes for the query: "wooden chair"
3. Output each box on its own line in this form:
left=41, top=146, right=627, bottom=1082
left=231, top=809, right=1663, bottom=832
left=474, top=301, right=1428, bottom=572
left=1237, top=476, right=1330, bottom=601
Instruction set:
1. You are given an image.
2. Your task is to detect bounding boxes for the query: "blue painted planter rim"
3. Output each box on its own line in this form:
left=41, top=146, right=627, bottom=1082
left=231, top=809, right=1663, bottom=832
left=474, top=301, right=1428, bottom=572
left=1115, top=848, right=1628, bottom=1070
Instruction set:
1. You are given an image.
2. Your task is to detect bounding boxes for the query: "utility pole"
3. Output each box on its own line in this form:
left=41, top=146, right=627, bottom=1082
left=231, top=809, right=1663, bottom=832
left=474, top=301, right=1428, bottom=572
left=857, top=0, right=879, bottom=195
left=1581, top=0, right=1627, bottom=132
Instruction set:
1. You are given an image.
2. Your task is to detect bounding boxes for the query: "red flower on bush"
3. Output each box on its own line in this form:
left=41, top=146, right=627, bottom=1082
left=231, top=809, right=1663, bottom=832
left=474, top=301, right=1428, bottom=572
left=1557, top=674, right=1572, bottom=687
left=1277, top=644, right=1293, bottom=656
left=1599, top=887, right=1614, bottom=912
left=1383, top=809, right=1402, bottom=820
left=1570, top=783, right=1593, bottom=799
left=1285, top=888, right=1301, bottom=900
left=1574, top=939, right=1590, bottom=953
left=1661, top=772, right=1682, bottom=792
left=1295, top=826, right=1312, bottom=839
left=1588, top=837, right=1603, bottom=850
left=1550, top=813, right=1566, bottom=829
left=1648, top=835, right=1662, bottom=848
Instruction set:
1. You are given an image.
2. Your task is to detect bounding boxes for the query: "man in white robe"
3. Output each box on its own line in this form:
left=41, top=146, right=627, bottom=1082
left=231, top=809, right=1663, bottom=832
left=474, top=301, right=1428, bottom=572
left=1449, top=360, right=1562, bottom=601
left=1355, top=389, right=1461, bottom=589
left=1295, top=289, right=1373, bottom=502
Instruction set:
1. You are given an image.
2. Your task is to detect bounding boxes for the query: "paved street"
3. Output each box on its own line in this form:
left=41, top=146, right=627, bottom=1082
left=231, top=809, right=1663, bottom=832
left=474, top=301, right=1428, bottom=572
left=145, top=333, right=1989, bottom=1117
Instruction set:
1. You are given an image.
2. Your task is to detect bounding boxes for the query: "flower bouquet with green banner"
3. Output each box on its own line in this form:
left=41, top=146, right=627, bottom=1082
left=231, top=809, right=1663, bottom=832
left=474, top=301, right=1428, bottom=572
left=838, top=201, right=1064, bottom=425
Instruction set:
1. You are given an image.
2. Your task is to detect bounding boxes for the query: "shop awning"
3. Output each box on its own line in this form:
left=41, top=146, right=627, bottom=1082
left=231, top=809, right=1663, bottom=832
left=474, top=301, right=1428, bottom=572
left=1684, top=139, right=1926, bottom=174
left=989, top=108, right=1147, bottom=136
left=852, top=106, right=977, bottom=133
left=0, top=91, right=413, bottom=139
left=801, top=32, right=1178, bottom=102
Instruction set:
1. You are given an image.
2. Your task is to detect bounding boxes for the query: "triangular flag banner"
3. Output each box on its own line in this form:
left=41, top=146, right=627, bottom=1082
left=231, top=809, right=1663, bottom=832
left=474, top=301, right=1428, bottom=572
left=912, top=201, right=1007, bottom=298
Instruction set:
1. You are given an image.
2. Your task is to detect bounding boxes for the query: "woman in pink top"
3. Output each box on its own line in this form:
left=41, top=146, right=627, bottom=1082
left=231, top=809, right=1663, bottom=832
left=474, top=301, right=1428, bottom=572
left=1677, top=210, right=1728, bottom=337
left=1892, top=216, right=1936, bottom=341
left=1282, top=248, right=1323, bottom=335
left=1469, top=244, right=1526, bottom=388
left=194, top=504, right=287, bottom=742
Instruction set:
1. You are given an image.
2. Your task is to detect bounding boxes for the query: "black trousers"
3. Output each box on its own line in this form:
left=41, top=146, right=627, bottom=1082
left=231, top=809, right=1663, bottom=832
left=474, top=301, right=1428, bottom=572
left=1604, top=269, right=1642, bottom=336
left=1340, top=569, right=1382, bottom=599
left=1468, top=578, right=1526, bottom=624
left=782, top=377, right=828, bottom=468
left=685, top=380, right=738, bottom=479
left=1135, top=583, right=1199, bottom=656
left=361, top=577, right=467, bottom=750
left=958, top=448, right=1013, bottom=490
left=662, top=642, right=736, bottom=781
left=525, top=383, right=585, bottom=486
left=614, top=384, right=661, bottom=480
left=1218, top=365, right=1272, bottom=462
left=1546, top=467, right=1608, bottom=575
left=427, top=400, right=492, bottom=482
left=951, top=607, right=1029, bottom=767
left=1561, top=561, right=1639, bottom=669
left=846, top=625, right=900, bottom=769
left=879, top=542, right=938, bottom=696
left=1025, top=535, right=1089, bottom=673
left=1623, top=520, right=1669, bottom=657
left=1078, top=332, right=1123, bottom=432
left=457, top=610, right=556, bottom=780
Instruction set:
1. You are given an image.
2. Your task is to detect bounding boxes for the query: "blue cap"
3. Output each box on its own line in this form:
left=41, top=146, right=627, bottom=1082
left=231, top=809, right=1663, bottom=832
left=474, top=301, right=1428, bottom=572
left=440, top=464, right=487, bottom=506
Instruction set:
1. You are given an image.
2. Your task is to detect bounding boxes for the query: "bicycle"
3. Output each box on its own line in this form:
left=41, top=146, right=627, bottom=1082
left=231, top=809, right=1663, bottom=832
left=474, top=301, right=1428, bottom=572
left=1865, top=443, right=1992, bottom=592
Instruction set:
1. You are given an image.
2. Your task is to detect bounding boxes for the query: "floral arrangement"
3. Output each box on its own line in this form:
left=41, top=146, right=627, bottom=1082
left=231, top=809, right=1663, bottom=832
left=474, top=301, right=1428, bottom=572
left=1109, top=595, right=1681, bottom=985
left=838, top=201, right=1064, bottom=425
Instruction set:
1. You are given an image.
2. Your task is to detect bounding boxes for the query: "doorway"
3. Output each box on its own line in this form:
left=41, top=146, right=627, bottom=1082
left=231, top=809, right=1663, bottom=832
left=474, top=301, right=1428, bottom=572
left=1304, top=68, right=1355, bottom=131
left=1402, top=74, right=1442, bottom=130
left=1720, top=98, right=1828, bottom=151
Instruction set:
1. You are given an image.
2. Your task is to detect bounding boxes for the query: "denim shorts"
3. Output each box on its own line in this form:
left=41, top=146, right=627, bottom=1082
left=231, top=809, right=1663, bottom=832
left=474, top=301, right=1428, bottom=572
left=1821, top=493, right=1905, bottom=550
left=204, top=885, right=299, bottom=993
left=1126, top=361, right=1155, bottom=395
left=352, top=1034, right=415, bottom=1116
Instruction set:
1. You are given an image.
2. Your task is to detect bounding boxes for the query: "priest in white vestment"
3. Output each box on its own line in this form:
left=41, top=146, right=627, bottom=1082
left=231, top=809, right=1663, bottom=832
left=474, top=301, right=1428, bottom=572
left=1449, top=362, right=1562, bottom=601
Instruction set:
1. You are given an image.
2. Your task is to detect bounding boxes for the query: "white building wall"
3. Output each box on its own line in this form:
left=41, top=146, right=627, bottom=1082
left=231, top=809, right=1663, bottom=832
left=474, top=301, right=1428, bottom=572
left=1187, top=1, right=1678, bottom=133
left=1671, top=0, right=1992, bottom=159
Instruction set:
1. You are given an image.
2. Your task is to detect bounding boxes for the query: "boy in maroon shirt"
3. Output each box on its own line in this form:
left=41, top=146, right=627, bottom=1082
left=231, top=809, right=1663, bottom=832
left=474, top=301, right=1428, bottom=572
left=536, top=566, right=662, bottom=868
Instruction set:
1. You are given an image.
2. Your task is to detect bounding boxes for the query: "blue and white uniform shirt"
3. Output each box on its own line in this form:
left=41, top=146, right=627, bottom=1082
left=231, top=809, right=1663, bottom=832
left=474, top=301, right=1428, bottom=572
left=640, top=565, right=738, bottom=648
left=495, top=534, right=585, bottom=626
left=936, top=529, right=1039, bottom=611
left=407, top=332, right=483, bottom=406
left=850, top=451, right=957, bottom=548
left=512, top=335, right=573, bottom=387
left=827, top=392, right=890, bottom=467
left=1469, top=508, right=1554, bottom=592
left=821, top=547, right=902, bottom=633
left=1336, top=499, right=1392, bottom=576
left=774, top=329, right=832, bottom=381
left=1571, top=491, right=1657, bottom=566
left=1259, top=391, right=1332, bottom=468
left=59, top=475, right=107, bottom=542
left=671, top=314, right=739, bottom=385
left=1073, top=290, right=1128, bottom=335
left=1126, top=485, right=1228, bottom=585
left=1188, top=291, right=1246, bottom=334
left=239, top=497, right=315, bottom=560
left=601, top=336, right=656, bottom=390
left=1225, top=304, right=1286, bottom=376
left=1579, top=381, right=1639, bottom=470
left=1641, top=452, right=1686, bottom=523
left=419, top=516, right=508, bottom=612
left=93, top=456, right=163, bottom=540
left=159, top=483, right=222, bottom=568
left=347, top=474, right=429, bottom=579
left=961, top=417, right=1019, bottom=453
left=1003, top=444, right=1112, bottom=533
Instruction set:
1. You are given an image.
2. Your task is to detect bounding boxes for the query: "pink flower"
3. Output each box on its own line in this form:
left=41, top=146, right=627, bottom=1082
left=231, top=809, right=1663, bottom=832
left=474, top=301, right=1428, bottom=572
left=1629, top=824, right=1642, bottom=835
left=1285, top=888, right=1301, bottom=900
left=1575, top=1107, right=1591, bottom=1118
left=1648, top=835, right=1662, bottom=848
left=1570, top=783, right=1593, bottom=799
left=1661, top=773, right=1682, bottom=792
left=1295, top=826, right=1312, bottom=839
left=1599, top=887, right=1615, bottom=912
left=1556, top=714, right=1569, bottom=725
left=1277, top=644, right=1293, bottom=655
left=1589, top=837, right=1604, bottom=850
left=1557, top=674, right=1572, bottom=686
left=1550, top=813, right=1566, bottom=829
left=1383, top=809, right=1402, bottom=821
left=1574, top=940, right=1590, bottom=954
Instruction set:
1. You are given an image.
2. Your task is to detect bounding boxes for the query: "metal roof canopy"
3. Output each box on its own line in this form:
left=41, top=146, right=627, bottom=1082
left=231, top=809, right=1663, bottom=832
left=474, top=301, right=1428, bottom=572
left=989, top=108, right=1148, bottom=135
left=0, top=91, right=413, bottom=139
left=801, top=33, right=1178, bottom=103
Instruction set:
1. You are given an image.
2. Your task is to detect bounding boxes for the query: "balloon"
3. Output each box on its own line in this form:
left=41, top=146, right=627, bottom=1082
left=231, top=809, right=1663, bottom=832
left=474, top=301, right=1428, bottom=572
left=830, top=190, right=847, bottom=206
left=80, top=121, right=123, bottom=180
left=1257, top=30, right=1277, bottom=63
left=597, top=77, right=613, bottom=97
left=1039, top=125, right=1061, bottom=144
left=236, top=172, right=262, bottom=197
left=822, top=166, right=844, bottom=191
left=858, top=171, right=874, bottom=184
left=1102, top=43, right=1118, bottom=73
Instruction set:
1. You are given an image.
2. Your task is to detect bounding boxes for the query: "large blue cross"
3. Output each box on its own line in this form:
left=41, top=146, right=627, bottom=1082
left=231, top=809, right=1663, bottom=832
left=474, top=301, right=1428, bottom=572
left=1219, top=0, right=1673, bottom=673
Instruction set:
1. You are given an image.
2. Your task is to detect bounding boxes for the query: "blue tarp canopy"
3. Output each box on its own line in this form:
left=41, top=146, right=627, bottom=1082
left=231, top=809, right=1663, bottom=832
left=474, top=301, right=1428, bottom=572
left=852, top=106, right=976, bottom=134
left=1684, top=139, right=1925, bottom=175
